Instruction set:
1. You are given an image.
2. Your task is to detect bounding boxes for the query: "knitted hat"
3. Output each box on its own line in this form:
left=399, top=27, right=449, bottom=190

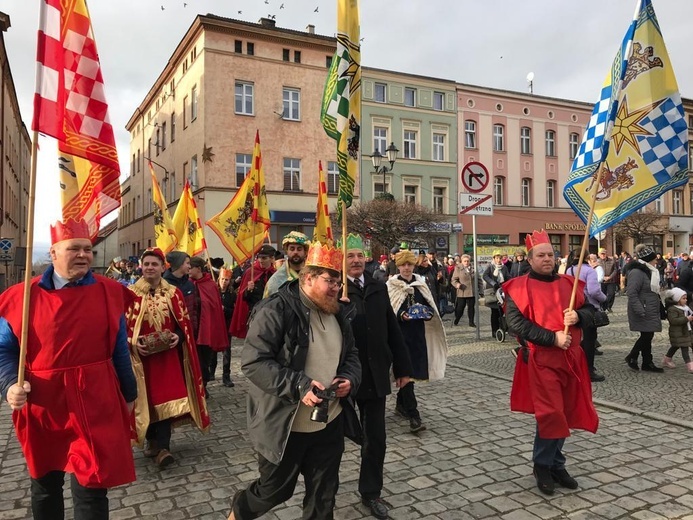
left=668, top=287, right=687, bottom=304
left=395, top=250, right=417, bottom=266
left=635, top=244, right=656, bottom=263
left=166, top=251, right=189, bottom=271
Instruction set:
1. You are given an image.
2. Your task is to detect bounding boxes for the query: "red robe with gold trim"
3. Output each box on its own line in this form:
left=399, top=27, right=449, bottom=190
left=126, top=278, right=210, bottom=445
left=505, top=274, right=599, bottom=439
left=0, top=276, right=136, bottom=488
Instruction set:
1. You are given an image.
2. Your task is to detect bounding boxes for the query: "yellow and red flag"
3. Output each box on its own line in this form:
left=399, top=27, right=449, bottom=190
left=172, top=180, right=206, bottom=256
left=207, top=131, right=271, bottom=265
left=149, top=161, right=177, bottom=253
left=32, top=0, right=121, bottom=239
left=313, top=161, right=333, bottom=243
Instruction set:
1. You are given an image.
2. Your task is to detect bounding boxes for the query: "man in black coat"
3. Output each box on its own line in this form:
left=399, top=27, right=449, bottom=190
left=343, top=234, right=413, bottom=520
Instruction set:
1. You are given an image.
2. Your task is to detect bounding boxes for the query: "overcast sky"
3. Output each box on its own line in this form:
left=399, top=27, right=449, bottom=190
left=1, top=0, right=692, bottom=248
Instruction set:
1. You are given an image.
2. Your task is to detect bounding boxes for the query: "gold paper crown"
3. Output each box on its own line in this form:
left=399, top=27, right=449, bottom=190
left=306, top=240, right=343, bottom=273
left=525, top=229, right=551, bottom=251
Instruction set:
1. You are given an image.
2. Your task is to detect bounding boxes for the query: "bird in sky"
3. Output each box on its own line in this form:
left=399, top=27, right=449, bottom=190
left=265, top=0, right=269, bottom=4
left=161, top=5, right=165, bottom=10
left=314, top=6, right=319, bottom=12
left=184, top=2, right=187, bottom=6
left=280, top=3, right=284, bottom=8
left=238, top=10, right=242, bottom=14
left=269, top=14, right=276, bottom=19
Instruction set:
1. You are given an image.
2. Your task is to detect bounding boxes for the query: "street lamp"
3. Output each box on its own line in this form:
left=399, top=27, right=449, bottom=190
left=370, top=142, right=399, bottom=197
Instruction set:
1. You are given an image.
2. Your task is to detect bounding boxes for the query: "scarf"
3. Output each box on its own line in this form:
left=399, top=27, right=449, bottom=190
left=676, top=304, right=693, bottom=331
left=638, top=259, right=660, bottom=293
left=492, top=262, right=505, bottom=283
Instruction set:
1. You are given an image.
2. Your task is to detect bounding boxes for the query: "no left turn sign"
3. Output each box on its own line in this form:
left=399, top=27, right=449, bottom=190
left=460, top=161, right=489, bottom=193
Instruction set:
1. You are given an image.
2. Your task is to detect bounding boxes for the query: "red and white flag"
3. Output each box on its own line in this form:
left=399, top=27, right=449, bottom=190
left=32, top=0, right=121, bottom=239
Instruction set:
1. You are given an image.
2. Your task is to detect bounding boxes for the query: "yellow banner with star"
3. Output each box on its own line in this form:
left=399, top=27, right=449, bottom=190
left=563, top=0, right=688, bottom=237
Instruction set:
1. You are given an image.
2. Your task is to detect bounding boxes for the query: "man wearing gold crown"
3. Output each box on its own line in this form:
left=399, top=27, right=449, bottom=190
left=505, top=229, right=598, bottom=496
left=125, top=247, right=210, bottom=469
left=264, top=231, right=310, bottom=297
left=228, top=241, right=361, bottom=520
left=0, top=218, right=137, bottom=518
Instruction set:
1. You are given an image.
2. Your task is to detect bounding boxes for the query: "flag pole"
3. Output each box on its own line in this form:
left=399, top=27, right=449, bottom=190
left=341, top=200, right=348, bottom=299
left=17, top=131, right=40, bottom=386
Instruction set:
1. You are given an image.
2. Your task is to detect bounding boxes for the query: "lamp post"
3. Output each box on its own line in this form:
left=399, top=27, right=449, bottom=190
left=370, top=142, right=399, bottom=198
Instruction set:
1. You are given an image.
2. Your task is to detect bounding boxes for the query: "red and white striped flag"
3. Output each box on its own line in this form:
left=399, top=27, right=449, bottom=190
left=32, top=0, right=121, bottom=239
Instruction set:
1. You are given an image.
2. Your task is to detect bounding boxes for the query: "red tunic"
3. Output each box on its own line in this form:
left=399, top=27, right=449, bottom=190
left=505, top=274, right=599, bottom=439
left=192, top=273, right=227, bottom=352
left=229, top=261, right=275, bottom=338
left=0, top=276, right=135, bottom=488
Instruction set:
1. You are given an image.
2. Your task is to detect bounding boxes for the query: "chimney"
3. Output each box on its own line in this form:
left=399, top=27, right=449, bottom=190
left=306, top=24, right=315, bottom=34
left=259, top=17, right=276, bottom=28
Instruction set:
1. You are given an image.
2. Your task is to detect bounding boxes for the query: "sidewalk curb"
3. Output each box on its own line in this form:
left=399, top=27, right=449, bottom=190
left=451, top=362, right=693, bottom=431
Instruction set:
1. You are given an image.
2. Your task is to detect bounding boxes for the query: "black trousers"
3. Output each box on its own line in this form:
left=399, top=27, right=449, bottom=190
left=233, top=415, right=344, bottom=520
left=396, top=381, right=420, bottom=420
left=454, top=296, right=475, bottom=325
left=355, top=397, right=386, bottom=500
left=197, top=344, right=213, bottom=385
left=209, top=346, right=232, bottom=378
left=629, top=331, right=655, bottom=364
left=581, top=324, right=597, bottom=371
left=31, top=471, right=108, bottom=520
left=600, top=283, right=617, bottom=311
left=145, top=419, right=172, bottom=450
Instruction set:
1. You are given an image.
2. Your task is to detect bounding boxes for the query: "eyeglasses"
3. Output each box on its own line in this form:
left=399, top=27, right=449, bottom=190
left=318, top=276, right=343, bottom=289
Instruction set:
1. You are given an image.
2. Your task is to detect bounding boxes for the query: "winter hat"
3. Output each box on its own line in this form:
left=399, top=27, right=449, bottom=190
left=166, top=251, right=190, bottom=271
left=635, top=244, right=656, bottom=263
left=668, top=287, right=687, bottom=304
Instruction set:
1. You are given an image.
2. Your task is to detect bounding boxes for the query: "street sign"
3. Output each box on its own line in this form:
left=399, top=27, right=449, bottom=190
left=460, top=161, right=490, bottom=193
left=451, top=223, right=463, bottom=232
left=0, top=237, right=14, bottom=263
left=459, top=193, right=494, bottom=216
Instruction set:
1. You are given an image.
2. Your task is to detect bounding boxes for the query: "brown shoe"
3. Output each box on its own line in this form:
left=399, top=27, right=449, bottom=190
left=155, top=449, right=175, bottom=468
left=143, top=440, right=160, bottom=458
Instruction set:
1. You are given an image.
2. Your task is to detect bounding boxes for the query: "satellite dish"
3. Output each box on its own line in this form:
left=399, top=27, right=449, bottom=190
left=526, top=72, right=534, bottom=82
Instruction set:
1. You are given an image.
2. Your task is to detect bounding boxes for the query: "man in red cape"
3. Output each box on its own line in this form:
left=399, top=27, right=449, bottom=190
left=230, top=244, right=276, bottom=338
left=0, top=218, right=137, bottom=518
left=126, top=248, right=210, bottom=469
left=504, top=230, right=598, bottom=496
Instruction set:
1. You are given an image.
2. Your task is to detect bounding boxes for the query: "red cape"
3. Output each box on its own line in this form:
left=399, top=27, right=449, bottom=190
left=0, top=275, right=136, bottom=488
left=229, top=261, right=275, bottom=338
left=192, top=273, right=228, bottom=351
left=505, top=274, right=599, bottom=439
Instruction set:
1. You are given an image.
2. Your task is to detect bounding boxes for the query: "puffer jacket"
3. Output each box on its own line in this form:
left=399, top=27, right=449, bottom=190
left=241, top=279, right=362, bottom=465
left=626, top=262, right=662, bottom=333
left=666, top=303, right=693, bottom=349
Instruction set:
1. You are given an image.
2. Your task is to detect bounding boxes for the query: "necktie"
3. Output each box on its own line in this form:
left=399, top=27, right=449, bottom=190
left=64, top=282, right=77, bottom=288
left=355, top=278, right=362, bottom=289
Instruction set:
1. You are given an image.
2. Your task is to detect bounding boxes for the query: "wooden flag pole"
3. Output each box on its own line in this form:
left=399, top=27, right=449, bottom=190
left=564, top=164, right=605, bottom=334
left=17, top=131, right=40, bottom=386
left=341, top=200, right=348, bottom=299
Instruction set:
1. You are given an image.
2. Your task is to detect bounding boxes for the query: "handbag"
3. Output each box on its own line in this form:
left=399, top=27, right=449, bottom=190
left=406, top=302, right=434, bottom=321
left=593, top=310, right=610, bottom=328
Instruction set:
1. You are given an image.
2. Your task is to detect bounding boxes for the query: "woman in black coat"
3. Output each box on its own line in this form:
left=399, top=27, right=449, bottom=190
left=483, top=251, right=510, bottom=337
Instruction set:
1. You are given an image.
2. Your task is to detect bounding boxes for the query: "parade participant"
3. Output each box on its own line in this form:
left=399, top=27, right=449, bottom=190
left=264, top=231, right=310, bottom=297
left=597, top=248, right=619, bottom=312
left=343, top=234, right=412, bottom=520
left=126, top=247, right=210, bottom=469
left=229, top=244, right=276, bottom=339
left=505, top=230, right=598, bottom=495
left=164, top=251, right=199, bottom=336
left=0, top=218, right=137, bottom=519
left=215, top=267, right=238, bottom=387
left=228, top=241, right=361, bottom=520
left=189, top=256, right=227, bottom=389
left=387, top=250, right=448, bottom=433
left=451, top=254, right=478, bottom=327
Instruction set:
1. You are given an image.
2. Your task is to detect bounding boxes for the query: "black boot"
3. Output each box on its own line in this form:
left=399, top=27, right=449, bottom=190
left=641, top=362, right=664, bottom=373
left=533, top=465, right=555, bottom=495
left=551, top=467, right=578, bottom=489
left=625, top=355, right=639, bottom=371
left=222, top=374, right=235, bottom=387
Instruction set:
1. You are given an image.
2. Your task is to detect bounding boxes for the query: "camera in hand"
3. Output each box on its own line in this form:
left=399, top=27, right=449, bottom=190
left=309, top=382, right=340, bottom=423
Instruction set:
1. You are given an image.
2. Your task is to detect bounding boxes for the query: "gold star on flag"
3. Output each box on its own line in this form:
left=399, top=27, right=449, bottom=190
left=611, top=97, right=659, bottom=155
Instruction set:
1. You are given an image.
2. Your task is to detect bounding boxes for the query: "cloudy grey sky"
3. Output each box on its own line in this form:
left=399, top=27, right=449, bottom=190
left=1, top=0, right=692, bottom=247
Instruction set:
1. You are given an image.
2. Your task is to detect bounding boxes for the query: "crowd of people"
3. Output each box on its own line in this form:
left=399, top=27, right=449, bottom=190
left=2, top=219, right=693, bottom=518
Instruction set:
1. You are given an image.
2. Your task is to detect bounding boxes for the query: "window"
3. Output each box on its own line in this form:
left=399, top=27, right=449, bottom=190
left=283, top=48, right=290, bottom=61
left=234, top=40, right=242, bottom=53
left=494, top=176, right=504, bottom=206
left=161, top=122, right=167, bottom=151
left=131, top=154, right=135, bottom=176
left=191, top=85, right=198, bottom=121
left=170, top=113, right=176, bottom=142
left=404, top=87, right=416, bottom=107
left=235, top=82, right=254, bottom=115
left=183, top=96, right=188, bottom=128
left=136, top=195, right=141, bottom=219
left=374, top=181, right=390, bottom=197
left=235, top=153, right=252, bottom=187
left=326, top=55, right=332, bottom=68
left=294, top=50, right=301, bottom=63
left=569, top=132, right=580, bottom=159
left=520, top=127, right=531, bottom=155
left=327, top=161, right=339, bottom=194
left=432, top=133, right=445, bottom=162
left=493, top=124, right=505, bottom=152
left=283, top=88, right=300, bottom=121
left=547, top=180, right=556, bottom=208
left=433, top=186, right=445, bottom=214
left=147, top=188, right=152, bottom=214
left=374, top=83, right=386, bottom=103
left=655, top=195, right=663, bottom=213
left=247, top=42, right=254, bottom=56
left=545, top=130, right=556, bottom=156
left=148, top=138, right=152, bottom=158
left=521, top=178, right=531, bottom=207
left=155, top=127, right=160, bottom=156
left=169, top=171, right=176, bottom=200
left=373, top=126, right=387, bottom=154
left=673, top=190, right=682, bottom=214
left=465, top=120, right=476, bottom=149
left=283, top=158, right=301, bottom=191
left=137, top=149, right=140, bottom=172
left=191, top=155, right=198, bottom=187
left=403, top=130, right=417, bottom=159
left=404, top=185, right=418, bottom=204
left=433, top=91, right=444, bottom=111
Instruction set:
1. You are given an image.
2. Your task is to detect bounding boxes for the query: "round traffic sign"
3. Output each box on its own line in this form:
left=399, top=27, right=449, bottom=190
left=461, top=161, right=490, bottom=193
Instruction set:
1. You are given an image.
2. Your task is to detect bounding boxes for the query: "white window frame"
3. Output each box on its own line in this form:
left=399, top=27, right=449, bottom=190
left=545, top=130, right=556, bottom=157
left=465, top=120, right=476, bottom=149
left=404, top=87, right=416, bottom=107
left=520, top=127, right=531, bottom=155
left=191, top=85, right=198, bottom=121
left=494, top=176, right=504, bottom=206
left=521, top=178, right=531, bottom=207
left=493, top=124, right=505, bottom=152
left=191, top=155, right=198, bottom=187
left=374, top=83, right=386, bottom=103
left=235, top=153, right=252, bottom=188
left=327, top=161, right=339, bottom=194
left=546, top=180, right=555, bottom=208
left=432, top=133, right=445, bottom=162
left=235, top=81, right=254, bottom=115
left=433, top=91, right=444, bottom=111
left=673, top=190, right=682, bottom=215
left=569, top=132, right=580, bottom=159
left=283, top=158, right=301, bottom=191
left=373, top=126, right=388, bottom=154
left=403, top=129, right=418, bottom=159
left=655, top=195, right=663, bottom=213
left=282, top=87, right=301, bottom=121
left=403, top=184, right=418, bottom=204
left=373, top=178, right=391, bottom=197
left=432, top=184, right=447, bottom=214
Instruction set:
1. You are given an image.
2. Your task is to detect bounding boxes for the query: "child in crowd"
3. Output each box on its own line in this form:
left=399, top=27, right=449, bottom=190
left=662, top=287, right=693, bottom=372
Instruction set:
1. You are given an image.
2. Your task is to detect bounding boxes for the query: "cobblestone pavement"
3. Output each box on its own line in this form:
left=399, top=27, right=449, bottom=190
left=2, top=295, right=693, bottom=519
